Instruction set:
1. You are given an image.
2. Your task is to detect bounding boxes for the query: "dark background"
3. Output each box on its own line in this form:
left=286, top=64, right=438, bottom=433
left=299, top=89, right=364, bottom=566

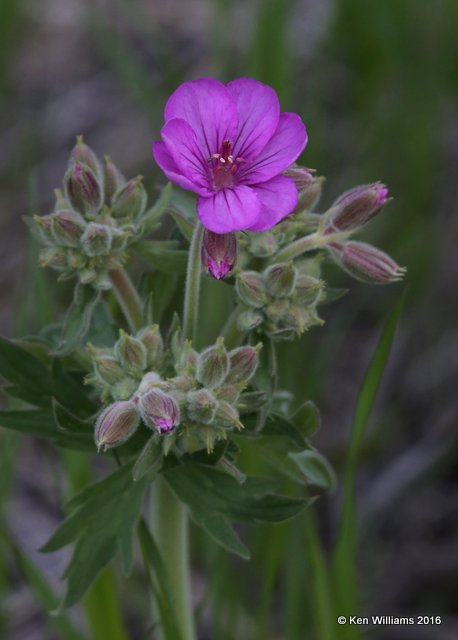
left=1, top=1, right=457, bottom=638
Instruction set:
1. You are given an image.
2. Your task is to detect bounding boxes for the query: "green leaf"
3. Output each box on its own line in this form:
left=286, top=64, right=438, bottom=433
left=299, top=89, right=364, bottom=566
left=291, top=400, right=321, bottom=437
left=199, top=513, right=250, bottom=559
left=289, top=450, right=337, bottom=491
left=169, top=208, right=195, bottom=241
left=52, top=398, right=93, bottom=435
left=0, top=409, right=56, bottom=437
left=41, top=463, right=147, bottom=608
left=132, top=436, right=163, bottom=482
left=141, top=182, right=173, bottom=231
left=0, top=336, right=52, bottom=405
left=53, top=285, right=101, bottom=356
left=333, top=293, right=405, bottom=626
left=136, top=240, right=188, bottom=274
left=164, top=463, right=311, bottom=558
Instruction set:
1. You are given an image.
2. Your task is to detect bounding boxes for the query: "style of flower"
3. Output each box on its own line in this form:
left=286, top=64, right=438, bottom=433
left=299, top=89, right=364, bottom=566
left=153, top=78, right=308, bottom=233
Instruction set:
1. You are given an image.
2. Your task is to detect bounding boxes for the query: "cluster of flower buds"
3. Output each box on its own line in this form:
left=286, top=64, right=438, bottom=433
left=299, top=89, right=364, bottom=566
left=93, top=334, right=264, bottom=454
left=86, top=324, right=164, bottom=402
left=235, top=262, right=324, bottom=339
left=31, top=136, right=148, bottom=290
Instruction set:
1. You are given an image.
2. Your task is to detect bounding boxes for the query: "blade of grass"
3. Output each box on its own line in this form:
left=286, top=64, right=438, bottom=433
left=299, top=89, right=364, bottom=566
left=333, top=292, right=405, bottom=638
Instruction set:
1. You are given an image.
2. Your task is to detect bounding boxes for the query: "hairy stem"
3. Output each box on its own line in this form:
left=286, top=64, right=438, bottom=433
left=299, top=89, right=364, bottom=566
left=182, top=222, right=204, bottom=342
left=152, top=477, right=195, bottom=640
left=274, top=230, right=350, bottom=263
left=109, top=267, right=143, bottom=333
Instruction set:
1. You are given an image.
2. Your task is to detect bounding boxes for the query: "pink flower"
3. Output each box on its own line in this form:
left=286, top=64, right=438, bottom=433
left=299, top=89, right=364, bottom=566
left=153, top=78, right=307, bottom=233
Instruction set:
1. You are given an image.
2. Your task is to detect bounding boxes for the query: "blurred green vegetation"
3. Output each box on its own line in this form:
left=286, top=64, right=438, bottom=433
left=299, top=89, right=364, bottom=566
left=1, top=0, right=457, bottom=638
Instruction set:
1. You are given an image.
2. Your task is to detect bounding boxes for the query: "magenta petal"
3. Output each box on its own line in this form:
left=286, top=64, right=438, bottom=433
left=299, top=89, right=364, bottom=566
left=241, top=113, right=307, bottom=185
left=153, top=141, right=208, bottom=195
left=164, top=78, right=238, bottom=158
left=227, top=78, right=280, bottom=161
left=247, top=176, right=298, bottom=231
left=197, top=186, right=261, bottom=233
left=161, top=118, right=211, bottom=194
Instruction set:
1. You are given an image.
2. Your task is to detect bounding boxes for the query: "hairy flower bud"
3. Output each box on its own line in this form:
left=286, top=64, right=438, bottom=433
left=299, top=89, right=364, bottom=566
left=50, top=210, right=86, bottom=247
left=175, top=340, right=199, bottom=376
left=263, top=262, right=297, bottom=298
left=296, top=176, right=325, bottom=211
left=137, top=325, right=164, bottom=366
left=78, top=267, right=97, bottom=285
left=196, top=337, right=230, bottom=388
left=93, top=354, right=125, bottom=385
left=136, top=371, right=162, bottom=396
left=237, top=309, right=263, bottom=332
left=103, top=155, right=126, bottom=205
left=112, top=176, right=146, bottom=219
left=33, top=214, right=54, bottom=244
left=64, top=162, right=103, bottom=217
left=186, top=389, right=218, bottom=424
left=95, top=400, right=140, bottom=450
left=236, top=271, right=267, bottom=308
left=112, top=376, right=139, bottom=401
left=115, top=330, right=147, bottom=370
left=265, top=299, right=289, bottom=323
left=283, top=164, right=315, bottom=190
left=201, top=229, right=237, bottom=280
left=226, top=344, right=261, bottom=385
left=330, top=241, right=406, bottom=284
left=284, top=305, right=311, bottom=333
left=69, top=136, right=102, bottom=181
left=326, top=183, right=389, bottom=233
left=80, top=222, right=112, bottom=256
left=214, top=401, right=242, bottom=430
left=39, top=247, right=67, bottom=270
left=215, top=385, right=240, bottom=403
left=293, top=274, right=323, bottom=306
left=249, top=232, right=279, bottom=258
left=139, top=388, right=180, bottom=433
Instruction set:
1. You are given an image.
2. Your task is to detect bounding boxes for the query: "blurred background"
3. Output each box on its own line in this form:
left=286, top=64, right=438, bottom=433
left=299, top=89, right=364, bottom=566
left=1, top=0, right=458, bottom=638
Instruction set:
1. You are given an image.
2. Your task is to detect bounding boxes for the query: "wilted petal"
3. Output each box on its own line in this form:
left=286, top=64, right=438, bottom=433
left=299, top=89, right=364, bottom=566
left=164, top=78, right=238, bottom=157
left=248, top=176, right=298, bottom=231
left=242, top=113, right=307, bottom=185
left=197, top=186, right=261, bottom=233
left=153, top=141, right=207, bottom=195
left=227, top=78, right=280, bottom=161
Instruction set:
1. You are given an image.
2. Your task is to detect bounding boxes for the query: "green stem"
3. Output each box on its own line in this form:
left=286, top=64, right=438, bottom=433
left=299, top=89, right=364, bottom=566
left=182, top=222, right=204, bottom=342
left=273, top=230, right=349, bottom=263
left=152, top=477, right=195, bottom=640
left=109, top=267, right=143, bottom=333
left=221, top=307, right=244, bottom=349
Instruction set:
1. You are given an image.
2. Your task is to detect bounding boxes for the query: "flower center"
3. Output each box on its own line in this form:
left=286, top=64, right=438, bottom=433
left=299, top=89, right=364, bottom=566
left=208, top=140, right=244, bottom=190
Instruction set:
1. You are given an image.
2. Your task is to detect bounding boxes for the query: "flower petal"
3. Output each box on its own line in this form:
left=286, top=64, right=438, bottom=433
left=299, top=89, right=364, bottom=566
left=197, top=186, right=261, bottom=233
left=153, top=141, right=206, bottom=195
left=241, top=113, right=307, bottom=185
left=161, top=118, right=212, bottom=194
left=164, top=78, right=238, bottom=158
left=227, top=78, right=280, bottom=161
left=248, top=176, right=298, bottom=231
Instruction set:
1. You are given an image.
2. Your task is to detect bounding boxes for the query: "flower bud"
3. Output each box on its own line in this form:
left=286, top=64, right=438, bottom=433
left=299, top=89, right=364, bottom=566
left=175, top=340, right=199, bottom=376
left=78, top=267, right=97, bottom=285
left=80, top=222, right=112, bottom=256
left=186, top=389, right=218, bottom=424
left=326, top=183, right=389, bottom=233
left=196, top=337, right=230, bottom=388
left=214, top=401, right=242, bottom=430
left=215, top=385, right=240, bottom=403
left=265, top=299, right=289, bottom=323
left=201, top=229, right=237, bottom=280
left=226, top=344, right=261, bottom=385
left=296, top=176, right=325, bottom=212
left=236, top=271, right=267, bottom=308
left=237, top=309, right=263, bottom=332
left=330, top=241, right=406, bottom=284
left=93, top=354, right=124, bottom=385
left=169, top=375, right=193, bottom=393
left=115, top=330, right=147, bottom=370
left=249, top=232, right=279, bottom=258
left=136, top=371, right=162, bottom=395
left=263, top=262, right=297, bottom=298
left=283, top=164, right=315, bottom=190
left=39, top=247, right=67, bottom=270
left=69, top=136, right=102, bottom=181
left=137, top=325, right=164, bottom=366
left=112, top=176, right=147, bottom=219
left=293, top=275, right=323, bottom=306
left=93, top=271, right=112, bottom=291
left=95, top=400, right=140, bottom=451
left=64, top=162, right=103, bottom=217
left=237, top=390, right=268, bottom=413
left=112, top=376, right=139, bottom=400
left=33, top=214, right=54, bottom=244
left=284, top=305, right=311, bottom=333
left=66, top=249, right=86, bottom=269
left=103, top=155, right=126, bottom=205
left=139, top=388, right=180, bottom=433
left=50, top=210, right=86, bottom=247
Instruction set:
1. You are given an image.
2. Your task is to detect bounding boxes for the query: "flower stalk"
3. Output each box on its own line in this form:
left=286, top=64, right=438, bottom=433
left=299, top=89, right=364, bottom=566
left=182, top=222, right=204, bottom=343
left=109, top=267, right=143, bottom=333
